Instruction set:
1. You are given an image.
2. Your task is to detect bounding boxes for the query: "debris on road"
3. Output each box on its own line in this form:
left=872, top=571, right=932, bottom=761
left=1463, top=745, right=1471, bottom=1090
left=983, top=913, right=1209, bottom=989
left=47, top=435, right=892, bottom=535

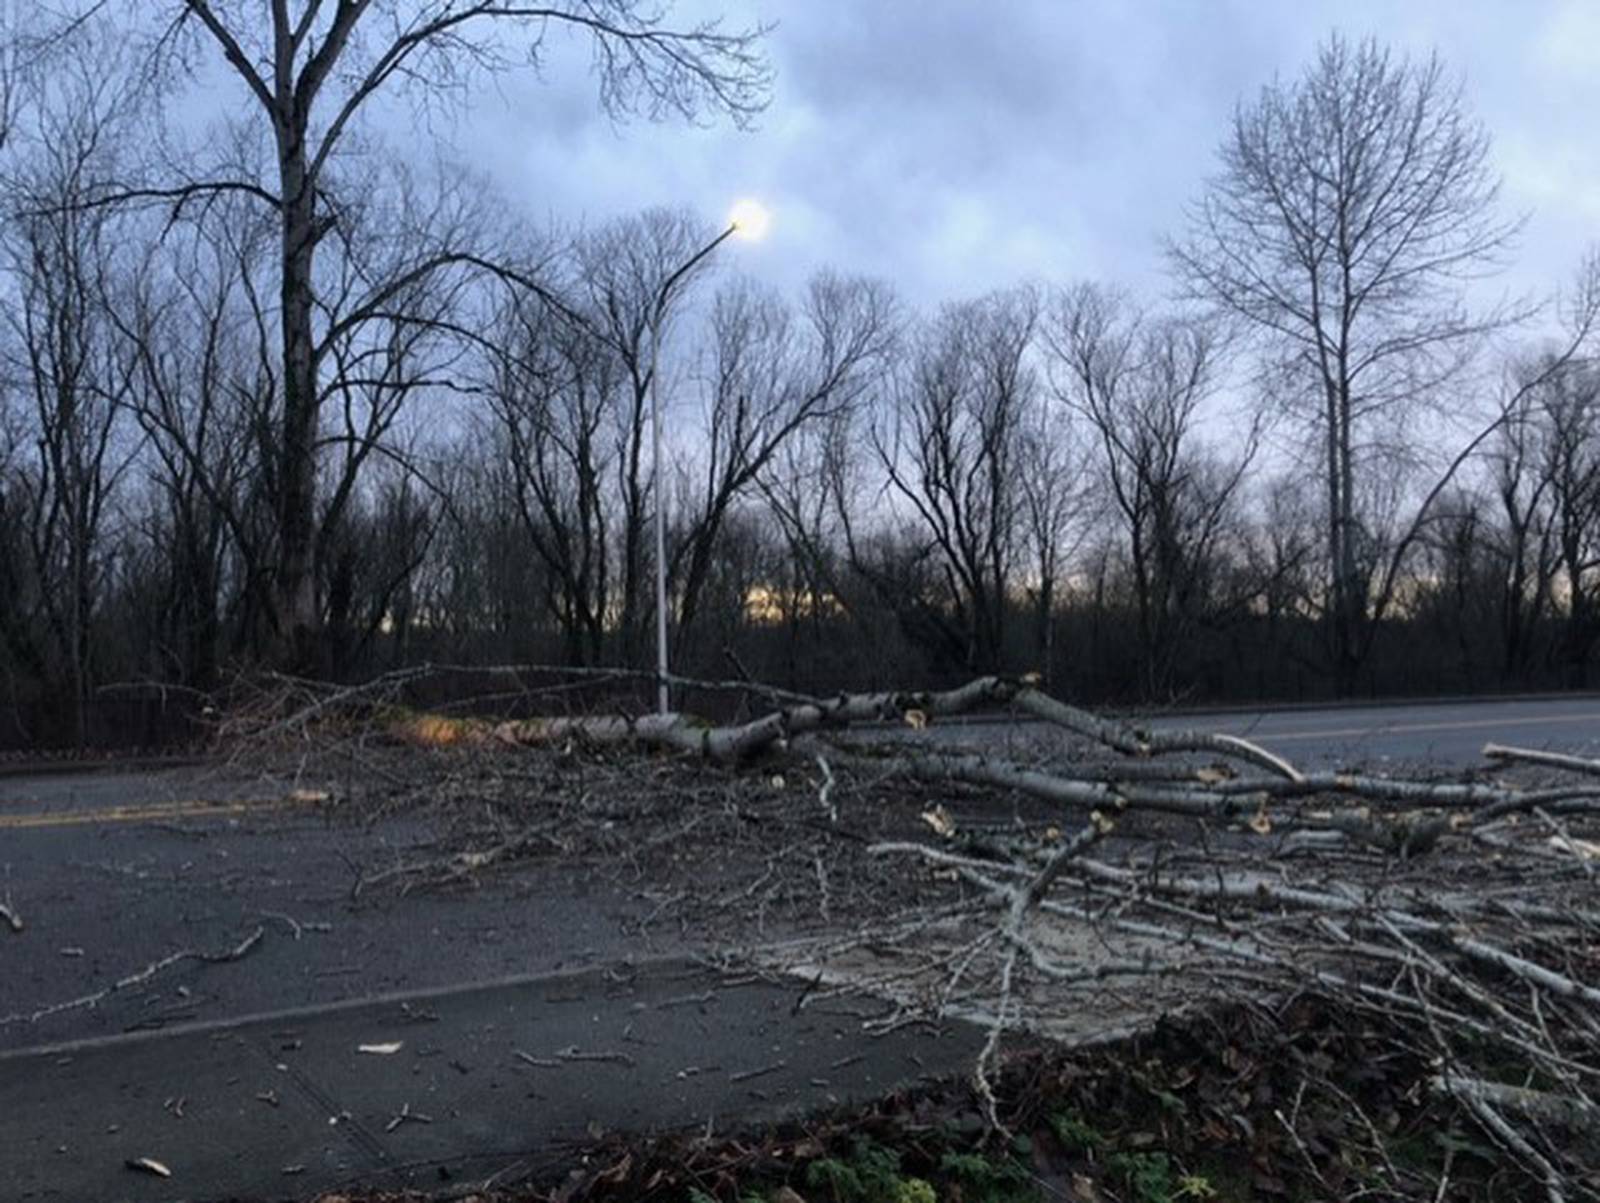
left=2, top=926, right=264, bottom=1028
left=729, top=1060, right=787, bottom=1084
left=219, top=666, right=1600, bottom=1199
left=383, top=1101, right=433, bottom=1132
left=257, top=909, right=332, bottom=939
left=556, top=1044, right=636, bottom=1067
left=357, top=1040, right=403, bottom=1055
left=124, top=1156, right=171, bottom=1178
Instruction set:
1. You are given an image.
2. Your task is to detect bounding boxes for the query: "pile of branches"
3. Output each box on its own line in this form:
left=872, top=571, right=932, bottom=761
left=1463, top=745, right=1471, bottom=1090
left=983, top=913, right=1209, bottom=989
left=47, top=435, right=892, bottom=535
left=231, top=668, right=1600, bottom=1198
left=783, top=679, right=1592, bottom=1202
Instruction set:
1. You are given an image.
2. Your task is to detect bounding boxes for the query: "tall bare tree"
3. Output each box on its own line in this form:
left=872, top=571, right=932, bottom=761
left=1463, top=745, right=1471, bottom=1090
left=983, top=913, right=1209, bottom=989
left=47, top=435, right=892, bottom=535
left=105, top=1, right=770, bottom=665
left=874, top=287, right=1039, bottom=672
left=114, top=200, right=275, bottom=681
left=1170, top=33, right=1527, bottom=692
left=488, top=283, right=619, bottom=665
left=1014, top=392, right=1084, bottom=684
left=1485, top=366, right=1560, bottom=682
left=670, top=272, right=896, bottom=658
left=757, top=407, right=861, bottom=686
left=1526, top=358, right=1600, bottom=685
left=0, top=29, right=142, bottom=742
left=1049, top=285, right=1257, bottom=695
left=569, top=208, right=723, bottom=665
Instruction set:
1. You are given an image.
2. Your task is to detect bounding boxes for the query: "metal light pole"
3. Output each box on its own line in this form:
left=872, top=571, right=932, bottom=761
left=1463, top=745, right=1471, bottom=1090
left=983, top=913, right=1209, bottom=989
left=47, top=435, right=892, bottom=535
left=650, top=201, right=769, bottom=715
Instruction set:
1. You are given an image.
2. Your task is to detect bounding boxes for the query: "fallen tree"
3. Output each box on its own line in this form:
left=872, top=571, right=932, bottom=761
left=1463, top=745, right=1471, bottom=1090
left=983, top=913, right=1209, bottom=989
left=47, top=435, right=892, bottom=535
left=226, top=667, right=1600, bottom=1199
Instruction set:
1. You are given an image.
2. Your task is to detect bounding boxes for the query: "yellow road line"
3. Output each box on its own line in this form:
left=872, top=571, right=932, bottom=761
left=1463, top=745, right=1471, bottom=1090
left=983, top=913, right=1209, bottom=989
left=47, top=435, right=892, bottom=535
left=1225, top=711, right=1600, bottom=743
left=0, top=797, right=300, bottom=829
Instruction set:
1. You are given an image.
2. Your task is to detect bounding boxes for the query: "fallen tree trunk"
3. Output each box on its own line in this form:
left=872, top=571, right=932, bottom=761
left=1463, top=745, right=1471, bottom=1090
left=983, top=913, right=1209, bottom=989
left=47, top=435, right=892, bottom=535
left=230, top=665, right=1600, bottom=1199
left=391, top=675, right=1304, bottom=778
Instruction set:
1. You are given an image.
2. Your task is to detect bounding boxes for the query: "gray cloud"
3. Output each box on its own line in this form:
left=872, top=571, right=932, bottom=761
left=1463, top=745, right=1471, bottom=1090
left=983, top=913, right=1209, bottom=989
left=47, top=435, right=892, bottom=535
left=452, top=1, right=1597, bottom=309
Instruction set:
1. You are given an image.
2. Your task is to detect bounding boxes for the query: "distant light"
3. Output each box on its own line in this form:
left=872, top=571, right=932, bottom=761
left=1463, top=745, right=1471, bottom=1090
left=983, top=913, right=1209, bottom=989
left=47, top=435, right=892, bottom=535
left=728, top=198, right=771, bottom=241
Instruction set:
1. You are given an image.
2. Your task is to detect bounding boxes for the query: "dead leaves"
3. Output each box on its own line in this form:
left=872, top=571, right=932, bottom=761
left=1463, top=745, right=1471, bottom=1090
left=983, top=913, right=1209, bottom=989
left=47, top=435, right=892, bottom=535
left=389, top=712, right=494, bottom=748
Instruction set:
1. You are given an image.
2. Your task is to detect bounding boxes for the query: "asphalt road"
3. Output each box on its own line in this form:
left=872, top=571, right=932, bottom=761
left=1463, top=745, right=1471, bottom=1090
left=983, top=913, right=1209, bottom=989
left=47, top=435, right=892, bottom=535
left=1, top=959, right=983, bottom=1202
left=0, top=764, right=667, bottom=1052
left=1146, top=694, right=1600, bottom=769
left=0, top=762, right=994, bottom=1199
left=921, top=694, right=1600, bottom=769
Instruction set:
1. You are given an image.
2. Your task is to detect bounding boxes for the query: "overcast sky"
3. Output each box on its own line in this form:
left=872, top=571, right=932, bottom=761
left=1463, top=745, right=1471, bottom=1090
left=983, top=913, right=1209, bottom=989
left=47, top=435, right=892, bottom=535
left=457, top=0, right=1599, bottom=311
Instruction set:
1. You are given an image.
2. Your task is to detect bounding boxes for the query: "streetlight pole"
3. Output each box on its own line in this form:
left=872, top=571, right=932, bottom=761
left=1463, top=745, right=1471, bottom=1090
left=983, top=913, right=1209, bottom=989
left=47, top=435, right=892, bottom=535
left=649, top=203, right=767, bottom=715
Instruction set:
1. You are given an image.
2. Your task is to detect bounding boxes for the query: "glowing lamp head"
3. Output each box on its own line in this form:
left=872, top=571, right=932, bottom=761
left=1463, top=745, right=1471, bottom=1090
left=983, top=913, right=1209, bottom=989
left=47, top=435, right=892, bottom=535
left=728, top=198, right=771, bottom=241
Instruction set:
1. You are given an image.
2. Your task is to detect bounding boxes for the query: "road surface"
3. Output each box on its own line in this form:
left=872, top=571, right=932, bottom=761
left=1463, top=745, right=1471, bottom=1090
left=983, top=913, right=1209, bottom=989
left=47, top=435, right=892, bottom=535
left=921, top=694, right=1600, bottom=769
left=1147, top=694, right=1600, bottom=769
left=0, top=757, right=991, bottom=1200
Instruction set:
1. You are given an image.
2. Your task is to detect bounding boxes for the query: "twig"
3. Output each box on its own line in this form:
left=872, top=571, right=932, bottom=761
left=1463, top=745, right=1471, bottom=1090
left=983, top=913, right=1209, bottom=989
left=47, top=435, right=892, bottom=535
left=815, top=753, right=837, bottom=823
left=384, top=1101, right=433, bottom=1132
left=1484, top=742, right=1600, bottom=777
left=555, top=1045, right=636, bottom=1067
left=728, top=1060, right=787, bottom=1083
left=0, top=926, right=264, bottom=1027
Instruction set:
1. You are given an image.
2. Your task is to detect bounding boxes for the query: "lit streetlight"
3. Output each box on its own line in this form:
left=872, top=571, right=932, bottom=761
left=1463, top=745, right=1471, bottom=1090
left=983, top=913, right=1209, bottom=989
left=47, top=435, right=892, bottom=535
left=650, top=200, right=770, bottom=715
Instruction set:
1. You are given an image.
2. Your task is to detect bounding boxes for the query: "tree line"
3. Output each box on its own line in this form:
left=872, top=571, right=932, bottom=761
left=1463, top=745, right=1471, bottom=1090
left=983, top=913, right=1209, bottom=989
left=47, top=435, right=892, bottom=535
left=0, top=9, right=1596, bottom=748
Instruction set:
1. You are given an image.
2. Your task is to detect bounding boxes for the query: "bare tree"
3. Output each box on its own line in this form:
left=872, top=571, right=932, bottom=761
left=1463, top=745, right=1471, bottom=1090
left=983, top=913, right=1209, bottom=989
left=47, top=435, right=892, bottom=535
left=419, top=444, right=549, bottom=659
left=1048, top=285, right=1257, bottom=696
left=756, top=408, right=862, bottom=687
left=0, top=32, right=142, bottom=742
left=669, top=272, right=896, bottom=659
left=873, top=287, right=1039, bottom=672
left=487, top=284, right=619, bottom=665
left=0, top=1, right=111, bottom=152
left=115, top=205, right=272, bottom=682
left=91, top=1, right=771, bottom=665
left=1485, top=369, right=1559, bottom=682
left=1170, top=32, right=1529, bottom=693
left=569, top=208, right=722, bottom=666
left=1524, top=358, right=1600, bottom=685
left=1014, top=394, right=1085, bottom=684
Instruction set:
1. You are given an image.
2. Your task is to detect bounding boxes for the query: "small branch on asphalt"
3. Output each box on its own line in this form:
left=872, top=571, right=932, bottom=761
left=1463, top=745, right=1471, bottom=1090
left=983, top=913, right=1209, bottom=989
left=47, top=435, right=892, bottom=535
left=383, top=1101, right=434, bottom=1132
left=256, top=911, right=333, bottom=939
left=0, top=926, right=264, bottom=1027
left=556, top=1045, right=637, bottom=1067
left=728, top=1060, right=787, bottom=1084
